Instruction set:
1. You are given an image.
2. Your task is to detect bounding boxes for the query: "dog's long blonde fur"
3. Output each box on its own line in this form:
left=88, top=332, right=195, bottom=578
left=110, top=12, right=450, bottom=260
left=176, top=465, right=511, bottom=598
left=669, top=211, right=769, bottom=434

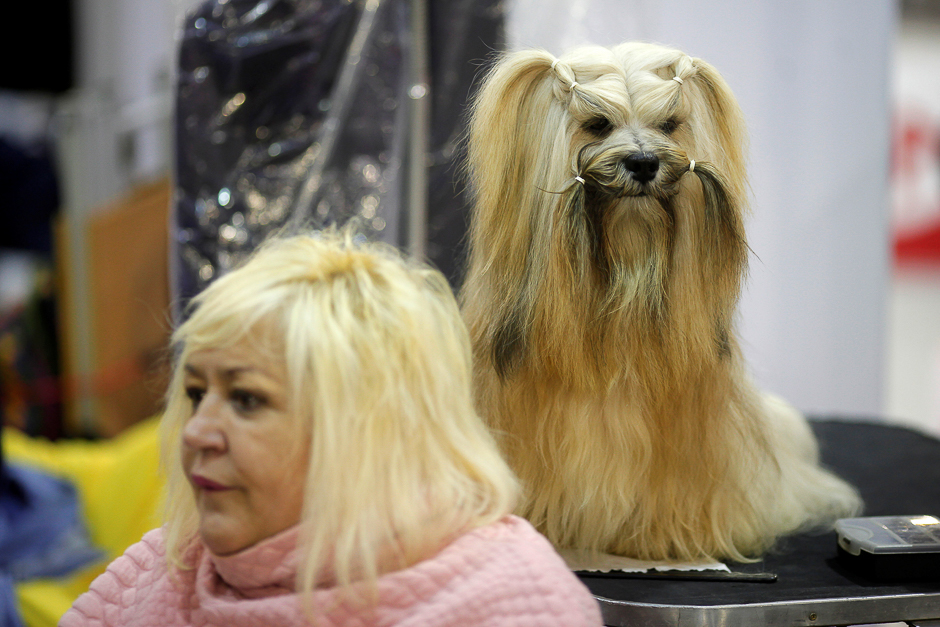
left=460, top=42, right=861, bottom=562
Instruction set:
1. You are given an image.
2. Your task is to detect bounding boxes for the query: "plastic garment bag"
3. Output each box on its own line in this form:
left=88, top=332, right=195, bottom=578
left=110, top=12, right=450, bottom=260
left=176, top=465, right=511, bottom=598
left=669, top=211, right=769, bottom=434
left=172, top=0, right=503, bottom=311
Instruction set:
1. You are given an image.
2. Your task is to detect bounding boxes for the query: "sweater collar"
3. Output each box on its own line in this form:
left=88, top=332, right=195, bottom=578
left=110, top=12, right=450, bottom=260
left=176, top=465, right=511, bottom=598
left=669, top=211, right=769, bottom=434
left=206, top=525, right=300, bottom=595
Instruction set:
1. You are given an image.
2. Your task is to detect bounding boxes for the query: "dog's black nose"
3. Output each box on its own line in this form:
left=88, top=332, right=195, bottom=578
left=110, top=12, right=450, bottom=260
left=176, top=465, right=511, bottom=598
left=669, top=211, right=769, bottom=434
left=624, top=152, right=659, bottom=183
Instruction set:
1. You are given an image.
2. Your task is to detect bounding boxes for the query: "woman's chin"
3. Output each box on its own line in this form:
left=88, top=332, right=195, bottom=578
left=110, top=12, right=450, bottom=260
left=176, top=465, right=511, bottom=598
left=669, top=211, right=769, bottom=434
left=198, top=517, right=252, bottom=556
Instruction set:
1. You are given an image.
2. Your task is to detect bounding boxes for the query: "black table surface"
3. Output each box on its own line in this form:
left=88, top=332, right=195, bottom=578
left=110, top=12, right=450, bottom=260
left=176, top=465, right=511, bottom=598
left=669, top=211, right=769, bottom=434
left=577, top=419, right=940, bottom=607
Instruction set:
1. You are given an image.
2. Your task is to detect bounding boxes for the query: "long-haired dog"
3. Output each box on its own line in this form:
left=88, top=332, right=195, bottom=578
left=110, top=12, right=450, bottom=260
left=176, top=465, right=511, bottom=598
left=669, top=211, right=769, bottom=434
left=459, top=41, right=861, bottom=562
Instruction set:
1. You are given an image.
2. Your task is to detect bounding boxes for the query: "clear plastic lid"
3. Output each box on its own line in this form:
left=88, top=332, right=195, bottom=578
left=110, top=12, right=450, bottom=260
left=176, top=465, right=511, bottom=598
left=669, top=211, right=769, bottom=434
left=836, top=515, right=940, bottom=555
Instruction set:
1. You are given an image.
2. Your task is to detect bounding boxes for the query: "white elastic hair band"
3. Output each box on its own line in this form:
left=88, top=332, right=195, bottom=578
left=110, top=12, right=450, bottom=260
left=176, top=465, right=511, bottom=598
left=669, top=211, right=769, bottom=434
left=673, top=76, right=683, bottom=84
left=575, top=175, right=585, bottom=184
left=570, top=82, right=579, bottom=90
left=551, top=58, right=560, bottom=72
left=689, top=160, right=695, bottom=172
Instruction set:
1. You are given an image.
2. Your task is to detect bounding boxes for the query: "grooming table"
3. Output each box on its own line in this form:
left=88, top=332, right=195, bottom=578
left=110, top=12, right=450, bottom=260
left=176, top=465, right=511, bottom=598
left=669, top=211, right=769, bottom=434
left=578, top=420, right=940, bottom=626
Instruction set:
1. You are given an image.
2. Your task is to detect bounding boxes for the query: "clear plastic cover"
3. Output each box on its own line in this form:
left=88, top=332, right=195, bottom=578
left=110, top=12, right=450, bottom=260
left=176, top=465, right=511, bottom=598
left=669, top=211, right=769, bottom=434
left=836, top=515, right=940, bottom=555
left=171, top=0, right=505, bottom=314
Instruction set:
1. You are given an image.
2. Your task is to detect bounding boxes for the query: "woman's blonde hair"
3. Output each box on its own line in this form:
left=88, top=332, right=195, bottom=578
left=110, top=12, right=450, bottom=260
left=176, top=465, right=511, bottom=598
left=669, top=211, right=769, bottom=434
left=160, top=229, right=519, bottom=597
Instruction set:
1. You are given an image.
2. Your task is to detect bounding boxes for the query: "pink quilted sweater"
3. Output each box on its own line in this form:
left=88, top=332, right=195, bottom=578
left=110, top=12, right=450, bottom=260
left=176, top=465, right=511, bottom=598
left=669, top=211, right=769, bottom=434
left=59, top=515, right=602, bottom=626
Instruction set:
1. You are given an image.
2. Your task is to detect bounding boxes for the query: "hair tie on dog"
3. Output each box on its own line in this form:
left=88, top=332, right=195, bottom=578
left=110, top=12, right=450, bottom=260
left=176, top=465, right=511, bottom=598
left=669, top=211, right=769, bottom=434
left=551, top=58, right=560, bottom=72
left=688, top=160, right=695, bottom=172
left=673, top=76, right=684, bottom=85
left=574, top=175, right=585, bottom=185
left=570, top=82, right=579, bottom=91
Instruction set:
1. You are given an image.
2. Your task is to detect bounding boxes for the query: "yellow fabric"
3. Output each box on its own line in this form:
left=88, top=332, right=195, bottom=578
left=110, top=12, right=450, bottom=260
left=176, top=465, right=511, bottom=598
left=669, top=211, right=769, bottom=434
left=3, top=417, right=164, bottom=627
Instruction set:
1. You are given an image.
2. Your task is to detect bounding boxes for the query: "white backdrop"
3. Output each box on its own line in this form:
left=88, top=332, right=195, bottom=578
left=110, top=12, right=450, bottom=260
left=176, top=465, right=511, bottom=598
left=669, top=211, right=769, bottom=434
left=507, top=0, right=896, bottom=418
left=63, top=0, right=895, bottom=421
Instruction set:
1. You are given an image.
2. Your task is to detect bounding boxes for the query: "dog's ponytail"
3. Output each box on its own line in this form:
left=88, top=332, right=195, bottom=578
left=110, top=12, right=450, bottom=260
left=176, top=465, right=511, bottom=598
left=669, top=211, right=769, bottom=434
left=549, top=57, right=579, bottom=93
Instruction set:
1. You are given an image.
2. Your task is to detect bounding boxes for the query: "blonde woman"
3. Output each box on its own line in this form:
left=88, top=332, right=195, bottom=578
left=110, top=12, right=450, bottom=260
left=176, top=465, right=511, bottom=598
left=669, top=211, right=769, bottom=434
left=60, top=231, right=602, bottom=626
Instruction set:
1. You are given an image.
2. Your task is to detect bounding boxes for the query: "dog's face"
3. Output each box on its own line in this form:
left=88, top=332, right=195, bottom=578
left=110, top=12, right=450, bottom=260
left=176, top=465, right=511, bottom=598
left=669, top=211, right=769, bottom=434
left=463, top=42, right=751, bottom=381
left=563, top=56, right=697, bottom=205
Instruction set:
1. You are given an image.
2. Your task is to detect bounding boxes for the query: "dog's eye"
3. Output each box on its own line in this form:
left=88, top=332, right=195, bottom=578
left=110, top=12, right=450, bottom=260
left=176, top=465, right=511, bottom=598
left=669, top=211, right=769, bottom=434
left=660, top=118, right=680, bottom=134
left=584, top=117, right=613, bottom=136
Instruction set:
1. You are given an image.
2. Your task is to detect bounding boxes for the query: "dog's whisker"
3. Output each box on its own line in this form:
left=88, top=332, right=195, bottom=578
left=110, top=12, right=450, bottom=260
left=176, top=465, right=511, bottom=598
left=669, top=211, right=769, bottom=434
left=535, top=179, right=586, bottom=195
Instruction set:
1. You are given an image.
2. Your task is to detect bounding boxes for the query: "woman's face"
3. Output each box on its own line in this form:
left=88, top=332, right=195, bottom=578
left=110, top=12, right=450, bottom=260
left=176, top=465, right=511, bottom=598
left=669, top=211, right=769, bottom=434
left=181, top=341, right=308, bottom=555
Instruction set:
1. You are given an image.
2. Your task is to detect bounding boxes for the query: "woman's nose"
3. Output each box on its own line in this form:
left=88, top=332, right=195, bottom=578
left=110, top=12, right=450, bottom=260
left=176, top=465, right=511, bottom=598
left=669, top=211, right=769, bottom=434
left=182, top=395, right=227, bottom=452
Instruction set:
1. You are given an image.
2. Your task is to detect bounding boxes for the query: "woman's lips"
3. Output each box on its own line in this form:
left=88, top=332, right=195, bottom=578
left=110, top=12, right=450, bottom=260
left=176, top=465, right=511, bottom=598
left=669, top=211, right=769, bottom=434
left=191, top=474, right=231, bottom=491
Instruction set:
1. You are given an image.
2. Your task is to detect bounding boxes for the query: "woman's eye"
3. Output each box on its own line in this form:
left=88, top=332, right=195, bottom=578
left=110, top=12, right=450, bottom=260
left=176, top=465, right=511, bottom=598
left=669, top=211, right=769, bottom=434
left=660, top=118, right=680, bottom=134
left=231, top=389, right=266, bottom=414
left=185, top=386, right=205, bottom=408
left=584, top=116, right=613, bottom=135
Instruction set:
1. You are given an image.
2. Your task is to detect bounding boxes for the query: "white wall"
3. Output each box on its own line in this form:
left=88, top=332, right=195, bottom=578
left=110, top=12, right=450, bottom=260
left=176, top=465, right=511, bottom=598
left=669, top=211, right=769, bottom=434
left=53, top=0, right=175, bottom=431
left=54, top=0, right=896, bottom=422
left=508, top=0, right=895, bottom=419
left=885, top=15, right=940, bottom=435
